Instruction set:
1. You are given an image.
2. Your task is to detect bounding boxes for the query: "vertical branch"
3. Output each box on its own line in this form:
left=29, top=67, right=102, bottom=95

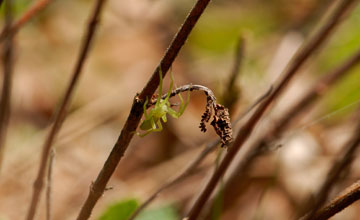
left=222, top=36, right=244, bottom=112
left=0, top=0, right=14, bottom=172
left=75, top=1, right=211, bottom=220
left=186, top=0, right=358, bottom=219
left=46, top=150, right=55, bottom=220
left=25, top=0, right=108, bottom=219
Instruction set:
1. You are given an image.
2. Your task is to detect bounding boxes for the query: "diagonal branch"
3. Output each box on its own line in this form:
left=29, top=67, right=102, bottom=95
left=309, top=180, right=360, bottom=220
left=25, top=0, right=108, bottom=219
left=185, top=0, right=359, bottom=219
left=219, top=45, right=360, bottom=215
left=75, top=0, right=212, bottom=219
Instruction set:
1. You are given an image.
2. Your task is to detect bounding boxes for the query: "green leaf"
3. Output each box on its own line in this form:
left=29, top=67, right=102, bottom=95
left=98, top=199, right=139, bottom=220
left=137, top=205, right=179, bottom=220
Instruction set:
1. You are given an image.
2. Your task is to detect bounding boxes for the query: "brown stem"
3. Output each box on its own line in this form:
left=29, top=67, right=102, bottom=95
left=75, top=1, right=211, bottom=219
left=220, top=45, right=360, bottom=215
left=46, top=150, right=55, bottom=220
left=300, top=107, right=360, bottom=220
left=0, top=0, right=14, bottom=172
left=185, top=0, right=358, bottom=219
left=128, top=140, right=220, bottom=220
left=0, top=0, right=51, bottom=43
left=25, top=0, right=107, bottom=219
left=156, top=84, right=217, bottom=106
left=309, top=180, right=360, bottom=220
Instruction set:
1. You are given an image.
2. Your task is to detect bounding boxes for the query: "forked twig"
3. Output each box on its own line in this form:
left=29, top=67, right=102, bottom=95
left=186, top=0, right=358, bottom=219
left=25, top=0, right=108, bottom=219
left=0, top=0, right=51, bottom=43
left=0, top=0, right=14, bottom=172
left=76, top=1, right=212, bottom=219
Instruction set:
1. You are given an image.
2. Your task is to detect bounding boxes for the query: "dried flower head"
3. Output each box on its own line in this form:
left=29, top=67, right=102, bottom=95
left=198, top=90, right=233, bottom=147
left=210, top=104, right=233, bottom=147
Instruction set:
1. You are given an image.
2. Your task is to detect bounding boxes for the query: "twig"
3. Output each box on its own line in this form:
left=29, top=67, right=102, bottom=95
left=128, top=140, right=219, bottom=220
left=222, top=36, right=244, bottom=111
left=185, top=0, right=358, bottom=219
left=129, top=85, right=272, bottom=220
left=46, top=149, right=55, bottom=220
left=219, top=45, right=360, bottom=214
left=76, top=1, right=211, bottom=219
left=154, top=84, right=217, bottom=105
left=0, top=0, right=14, bottom=172
left=299, top=107, right=360, bottom=220
left=0, top=0, right=51, bottom=43
left=25, top=0, right=107, bottom=219
left=308, top=180, right=360, bottom=220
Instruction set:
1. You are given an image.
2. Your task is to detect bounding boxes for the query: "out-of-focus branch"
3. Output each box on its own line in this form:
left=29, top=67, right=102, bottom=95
left=75, top=1, right=212, bottom=219
left=220, top=45, right=360, bottom=216
left=0, top=0, right=52, bottom=43
left=0, top=0, right=14, bottom=172
left=222, top=36, right=244, bottom=112
left=128, top=140, right=219, bottom=220
left=46, top=150, right=55, bottom=220
left=25, top=0, right=108, bottom=219
left=185, top=0, right=358, bottom=219
left=300, top=107, right=360, bottom=220
left=308, top=180, right=360, bottom=220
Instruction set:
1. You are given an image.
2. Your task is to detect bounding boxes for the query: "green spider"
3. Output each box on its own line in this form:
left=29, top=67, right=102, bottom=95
left=137, top=71, right=190, bottom=137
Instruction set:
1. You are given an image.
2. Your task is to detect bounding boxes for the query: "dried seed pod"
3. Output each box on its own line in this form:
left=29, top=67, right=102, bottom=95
left=210, top=104, right=233, bottom=147
left=199, top=92, right=213, bottom=132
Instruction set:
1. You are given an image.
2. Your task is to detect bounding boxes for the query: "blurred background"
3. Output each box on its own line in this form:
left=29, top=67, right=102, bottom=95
left=1, top=0, right=360, bottom=219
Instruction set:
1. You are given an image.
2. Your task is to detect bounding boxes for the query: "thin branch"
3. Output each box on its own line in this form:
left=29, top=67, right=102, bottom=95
left=46, top=150, right=55, bottom=220
left=309, top=180, right=360, bottom=220
left=25, top=0, right=107, bottom=219
left=219, top=45, right=360, bottom=214
left=155, top=84, right=217, bottom=105
left=0, top=0, right=51, bottom=43
left=185, top=0, right=358, bottom=219
left=300, top=107, right=360, bottom=220
left=129, top=140, right=219, bottom=220
left=222, top=36, right=244, bottom=111
left=0, top=0, right=14, bottom=172
left=75, top=1, right=211, bottom=219
left=129, top=86, right=272, bottom=220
